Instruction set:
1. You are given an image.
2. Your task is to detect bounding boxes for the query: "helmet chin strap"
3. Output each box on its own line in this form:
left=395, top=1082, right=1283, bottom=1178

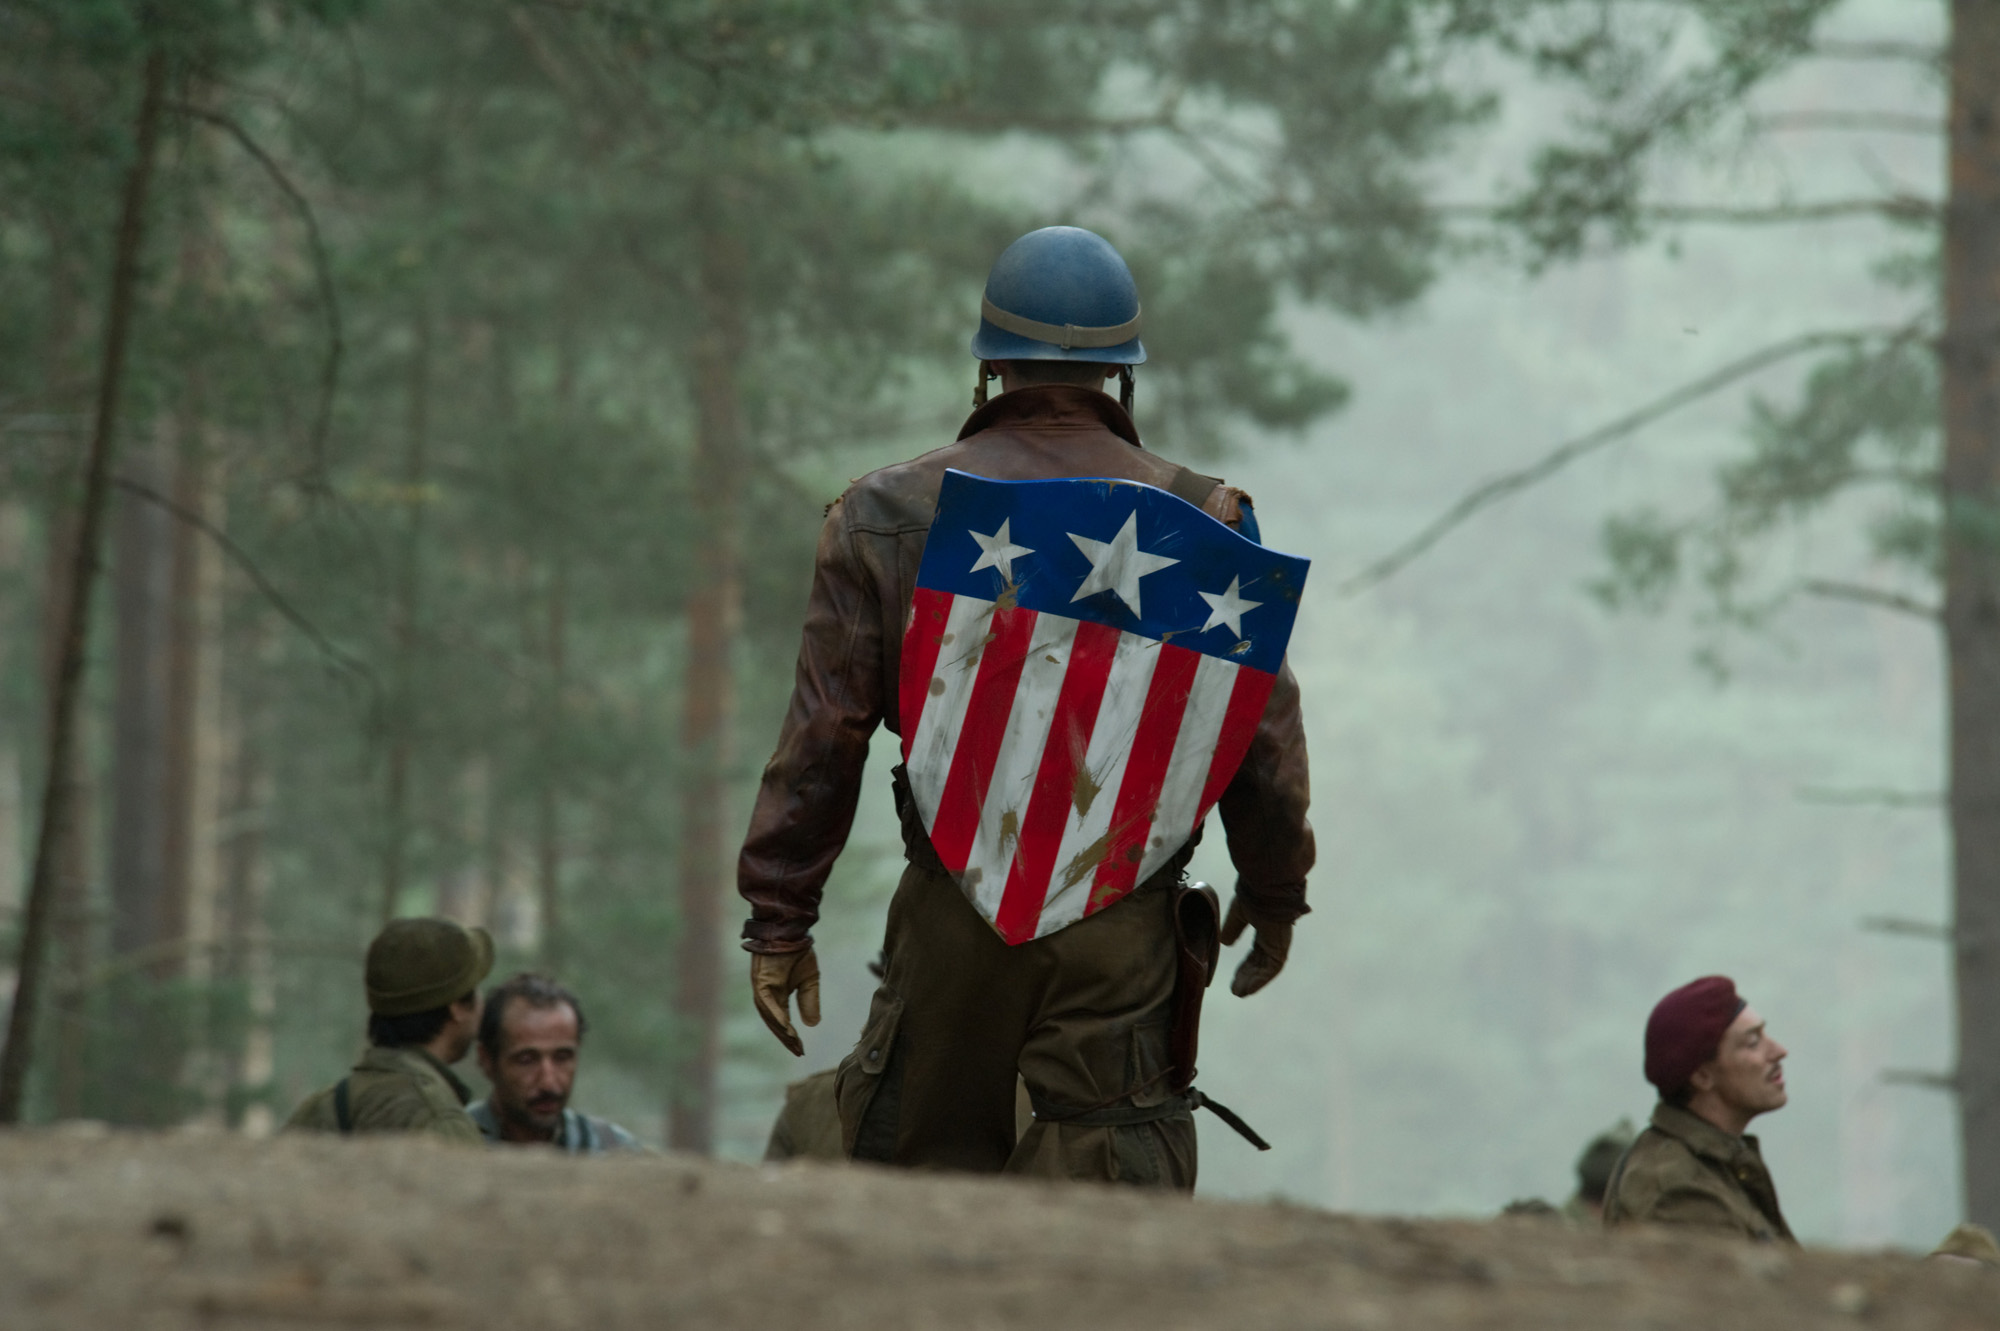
left=973, top=361, right=1133, bottom=411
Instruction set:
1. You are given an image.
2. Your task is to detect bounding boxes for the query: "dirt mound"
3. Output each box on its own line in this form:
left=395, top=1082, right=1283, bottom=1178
left=0, top=1128, right=1990, bottom=1329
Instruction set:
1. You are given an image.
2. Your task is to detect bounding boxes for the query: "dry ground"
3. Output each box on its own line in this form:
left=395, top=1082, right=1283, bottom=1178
left=0, top=1128, right=1992, bottom=1329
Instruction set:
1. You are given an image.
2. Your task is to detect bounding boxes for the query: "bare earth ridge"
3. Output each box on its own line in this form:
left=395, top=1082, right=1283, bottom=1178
left=0, top=1129, right=1992, bottom=1329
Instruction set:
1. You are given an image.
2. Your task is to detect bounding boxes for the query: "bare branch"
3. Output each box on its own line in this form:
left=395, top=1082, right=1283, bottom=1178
left=1752, top=111, right=1942, bottom=136
left=113, top=475, right=378, bottom=693
left=1342, top=326, right=1915, bottom=594
left=1798, top=577, right=1941, bottom=622
left=172, top=103, right=344, bottom=484
left=1860, top=915, right=1951, bottom=940
left=1643, top=197, right=1939, bottom=225
left=50, top=933, right=361, bottom=996
left=1803, top=787, right=1945, bottom=809
left=1432, top=196, right=1938, bottom=231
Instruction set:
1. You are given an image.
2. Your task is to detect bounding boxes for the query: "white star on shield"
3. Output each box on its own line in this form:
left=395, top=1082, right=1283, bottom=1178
left=1197, top=575, right=1262, bottom=637
left=969, top=519, right=1034, bottom=582
left=1068, top=512, right=1179, bottom=617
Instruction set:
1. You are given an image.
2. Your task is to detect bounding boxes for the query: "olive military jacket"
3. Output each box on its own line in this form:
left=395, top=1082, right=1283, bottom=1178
left=764, top=1068, right=844, bottom=1163
left=284, top=1045, right=482, bottom=1143
left=1604, top=1102, right=1794, bottom=1243
left=738, top=385, right=1315, bottom=953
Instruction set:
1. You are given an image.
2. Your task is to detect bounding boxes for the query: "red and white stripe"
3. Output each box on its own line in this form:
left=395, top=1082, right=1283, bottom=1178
left=901, top=591, right=1275, bottom=944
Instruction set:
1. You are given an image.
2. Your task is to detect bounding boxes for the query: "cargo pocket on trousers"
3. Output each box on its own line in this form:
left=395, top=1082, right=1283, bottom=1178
left=835, top=984, right=905, bottom=1161
left=1112, top=1018, right=1182, bottom=1186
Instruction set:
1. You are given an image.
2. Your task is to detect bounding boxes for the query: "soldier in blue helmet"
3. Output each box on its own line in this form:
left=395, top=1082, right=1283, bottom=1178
left=735, top=227, right=1315, bottom=1188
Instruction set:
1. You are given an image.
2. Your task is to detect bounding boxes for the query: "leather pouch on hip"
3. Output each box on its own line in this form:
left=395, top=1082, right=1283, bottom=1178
left=1167, top=881, right=1221, bottom=1095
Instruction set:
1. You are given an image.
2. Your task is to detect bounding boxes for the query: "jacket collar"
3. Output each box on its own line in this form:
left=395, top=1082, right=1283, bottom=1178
left=955, top=383, right=1142, bottom=447
left=1650, top=1100, right=1762, bottom=1165
left=357, top=1043, right=473, bottom=1106
left=466, top=1097, right=584, bottom=1148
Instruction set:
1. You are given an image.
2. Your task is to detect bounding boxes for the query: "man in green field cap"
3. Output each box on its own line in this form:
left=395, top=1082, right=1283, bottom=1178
left=285, top=917, right=494, bottom=1141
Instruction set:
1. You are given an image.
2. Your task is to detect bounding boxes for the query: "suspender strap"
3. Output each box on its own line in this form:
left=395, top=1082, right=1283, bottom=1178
left=333, top=1077, right=354, bottom=1135
left=1165, top=464, right=1222, bottom=510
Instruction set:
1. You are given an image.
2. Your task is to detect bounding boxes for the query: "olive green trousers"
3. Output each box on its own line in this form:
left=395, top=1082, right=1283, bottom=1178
left=834, top=859, right=1196, bottom=1189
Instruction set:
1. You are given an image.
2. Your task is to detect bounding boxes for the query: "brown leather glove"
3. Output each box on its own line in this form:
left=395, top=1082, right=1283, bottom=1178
left=1219, top=897, right=1292, bottom=997
left=750, top=947, right=821, bottom=1056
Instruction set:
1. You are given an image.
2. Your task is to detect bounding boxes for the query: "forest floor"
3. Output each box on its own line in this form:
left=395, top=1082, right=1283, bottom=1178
left=0, top=1127, right=1992, bottom=1330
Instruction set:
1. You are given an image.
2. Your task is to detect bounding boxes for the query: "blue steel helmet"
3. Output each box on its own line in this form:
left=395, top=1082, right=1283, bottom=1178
left=971, top=226, right=1146, bottom=365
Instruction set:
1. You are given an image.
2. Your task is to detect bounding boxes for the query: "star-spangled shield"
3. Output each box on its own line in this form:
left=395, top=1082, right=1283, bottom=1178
left=899, top=469, right=1310, bottom=944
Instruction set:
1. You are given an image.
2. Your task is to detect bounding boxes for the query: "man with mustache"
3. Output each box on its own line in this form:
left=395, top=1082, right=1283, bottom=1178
left=468, top=972, right=642, bottom=1153
left=1604, top=975, right=1795, bottom=1242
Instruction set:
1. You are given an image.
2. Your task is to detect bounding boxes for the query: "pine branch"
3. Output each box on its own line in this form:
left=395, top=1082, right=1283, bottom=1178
left=173, top=103, right=344, bottom=486
left=1797, top=578, right=1941, bottom=622
left=1342, top=326, right=1915, bottom=594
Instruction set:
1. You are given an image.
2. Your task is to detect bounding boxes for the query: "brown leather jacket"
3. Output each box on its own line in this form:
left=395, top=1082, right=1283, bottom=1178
left=737, top=385, right=1315, bottom=953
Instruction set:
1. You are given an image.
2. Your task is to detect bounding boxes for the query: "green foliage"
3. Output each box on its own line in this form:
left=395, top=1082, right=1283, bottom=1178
left=1462, top=0, right=1847, bottom=265
left=1588, top=507, right=1682, bottom=612
left=1591, top=327, right=1938, bottom=644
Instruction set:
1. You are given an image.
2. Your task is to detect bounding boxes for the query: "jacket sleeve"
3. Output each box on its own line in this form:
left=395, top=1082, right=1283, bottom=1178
left=737, top=497, right=886, bottom=953
left=281, top=1087, right=335, bottom=1134
left=1215, top=658, right=1315, bottom=929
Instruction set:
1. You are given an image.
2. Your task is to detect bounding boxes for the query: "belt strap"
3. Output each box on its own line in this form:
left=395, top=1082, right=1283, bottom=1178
left=1029, top=1086, right=1270, bottom=1151
left=1191, top=1090, right=1272, bottom=1152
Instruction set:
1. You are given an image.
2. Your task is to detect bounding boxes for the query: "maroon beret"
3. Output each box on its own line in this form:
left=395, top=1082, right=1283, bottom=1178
left=1645, top=976, right=1746, bottom=1096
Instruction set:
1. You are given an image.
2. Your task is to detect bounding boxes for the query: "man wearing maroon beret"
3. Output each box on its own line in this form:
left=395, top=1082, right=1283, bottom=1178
left=1603, top=976, right=1795, bottom=1242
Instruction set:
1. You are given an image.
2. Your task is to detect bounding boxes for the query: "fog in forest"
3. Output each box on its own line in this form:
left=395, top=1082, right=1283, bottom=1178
left=0, top=0, right=1957, bottom=1249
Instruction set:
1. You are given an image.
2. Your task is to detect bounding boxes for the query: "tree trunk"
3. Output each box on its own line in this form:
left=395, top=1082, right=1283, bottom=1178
left=168, top=427, right=226, bottom=1120
left=538, top=318, right=579, bottom=971
left=37, top=122, right=100, bottom=1123
left=222, top=623, right=276, bottom=1136
left=106, top=394, right=223, bottom=1125
left=0, top=48, right=169, bottom=1122
left=39, top=507, right=94, bottom=1121
left=536, top=563, right=567, bottom=969
left=668, top=223, right=748, bottom=1153
left=382, top=307, right=432, bottom=924
left=109, top=425, right=175, bottom=975
left=1945, top=0, right=2000, bottom=1228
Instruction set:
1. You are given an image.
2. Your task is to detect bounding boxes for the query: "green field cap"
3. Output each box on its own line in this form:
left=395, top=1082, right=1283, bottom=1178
left=365, top=917, right=495, bottom=1016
